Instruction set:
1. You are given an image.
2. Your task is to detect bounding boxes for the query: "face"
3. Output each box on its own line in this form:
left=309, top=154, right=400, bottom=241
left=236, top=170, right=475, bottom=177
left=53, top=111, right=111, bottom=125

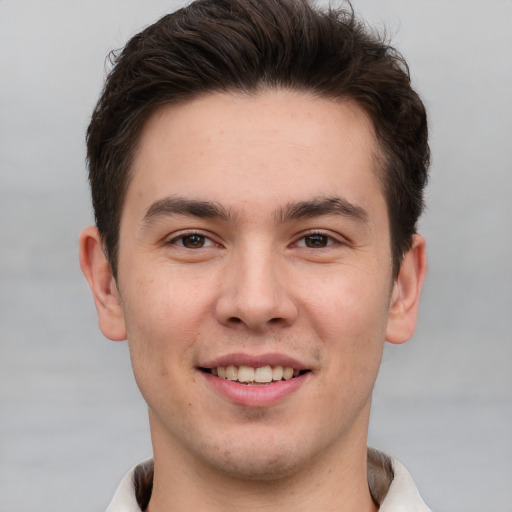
left=100, top=90, right=408, bottom=479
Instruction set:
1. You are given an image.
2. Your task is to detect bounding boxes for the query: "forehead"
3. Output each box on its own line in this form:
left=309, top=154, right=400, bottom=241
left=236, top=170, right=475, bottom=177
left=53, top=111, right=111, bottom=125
left=125, top=89, right=385, bottom=222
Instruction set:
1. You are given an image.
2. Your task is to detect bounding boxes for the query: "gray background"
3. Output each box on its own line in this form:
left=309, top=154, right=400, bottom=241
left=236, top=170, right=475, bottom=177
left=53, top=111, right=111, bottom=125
left=1, top=1, right=511, bottom=511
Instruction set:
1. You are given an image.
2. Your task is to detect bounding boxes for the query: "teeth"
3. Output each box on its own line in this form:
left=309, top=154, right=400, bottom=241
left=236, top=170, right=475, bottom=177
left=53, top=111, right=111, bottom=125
left=211, top=364, right=302, bottom=383
left=254, top=366, right=273, bottom=383
left=225, top=365, right=237, bottom=381
left=272, top=365, right=284, bottom=381
left=283, top=367, right=294, bottom=380
left=238, top=365, right=254, bottom=383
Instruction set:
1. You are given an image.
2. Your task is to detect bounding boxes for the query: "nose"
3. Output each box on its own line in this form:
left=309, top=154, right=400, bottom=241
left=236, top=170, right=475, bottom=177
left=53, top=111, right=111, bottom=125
left=214, top=245, right=298, bottom=333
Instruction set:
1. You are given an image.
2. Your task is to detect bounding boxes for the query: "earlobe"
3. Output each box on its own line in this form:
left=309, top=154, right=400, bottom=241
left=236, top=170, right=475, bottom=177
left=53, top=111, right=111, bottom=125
left=385, top=234, right=427, bottom=345
left=79, top=226, right=127, bottom=341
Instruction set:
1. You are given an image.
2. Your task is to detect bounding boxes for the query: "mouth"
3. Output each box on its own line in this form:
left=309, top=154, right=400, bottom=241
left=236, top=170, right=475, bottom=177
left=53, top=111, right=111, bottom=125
left=200, top=365, right=311, bottom=385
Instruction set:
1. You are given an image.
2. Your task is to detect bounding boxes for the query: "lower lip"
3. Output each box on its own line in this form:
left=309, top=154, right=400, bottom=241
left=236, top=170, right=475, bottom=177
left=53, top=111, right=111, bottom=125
left=200, top=371, right=309, bottom=407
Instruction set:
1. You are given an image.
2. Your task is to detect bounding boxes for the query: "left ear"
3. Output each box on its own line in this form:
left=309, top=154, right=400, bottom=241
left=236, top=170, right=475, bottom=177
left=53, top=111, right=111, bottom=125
left=386, top=234, right=427, bottom=344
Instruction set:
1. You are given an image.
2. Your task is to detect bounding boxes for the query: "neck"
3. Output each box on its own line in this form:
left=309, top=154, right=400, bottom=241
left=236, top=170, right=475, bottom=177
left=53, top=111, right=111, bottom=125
left=146, top=419, right=377, bottom=512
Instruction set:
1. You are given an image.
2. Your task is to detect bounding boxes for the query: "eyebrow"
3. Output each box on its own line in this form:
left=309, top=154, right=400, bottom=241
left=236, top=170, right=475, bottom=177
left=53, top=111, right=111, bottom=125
left=275, top=196, right=368, bottom=224
left=142, top=195, right=368, bottom=227
left=142, top=196, right=232, bottom=225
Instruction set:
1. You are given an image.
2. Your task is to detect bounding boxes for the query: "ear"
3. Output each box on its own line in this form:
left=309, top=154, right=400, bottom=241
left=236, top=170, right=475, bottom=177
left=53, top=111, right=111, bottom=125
left=79, top=226, right=127, bottom=341
left=385, top=234, right=427, bottom=344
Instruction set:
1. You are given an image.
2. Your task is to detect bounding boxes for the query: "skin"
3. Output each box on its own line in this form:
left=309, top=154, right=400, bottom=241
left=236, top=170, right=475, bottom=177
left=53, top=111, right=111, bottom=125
left=80, top=89, right=426, bottom=511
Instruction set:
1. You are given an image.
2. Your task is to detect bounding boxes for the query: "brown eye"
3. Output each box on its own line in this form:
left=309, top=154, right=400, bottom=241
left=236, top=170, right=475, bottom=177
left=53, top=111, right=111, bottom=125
left=181, top=234, right=206, bottom=248
left=169, top=232, right=217, bottom=249
left=304, top=234, right=330, bottom=248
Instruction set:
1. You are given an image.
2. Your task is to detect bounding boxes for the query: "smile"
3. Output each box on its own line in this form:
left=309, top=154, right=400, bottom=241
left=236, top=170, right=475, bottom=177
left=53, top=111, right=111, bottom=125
left=201, top=365, right=310, bottom=385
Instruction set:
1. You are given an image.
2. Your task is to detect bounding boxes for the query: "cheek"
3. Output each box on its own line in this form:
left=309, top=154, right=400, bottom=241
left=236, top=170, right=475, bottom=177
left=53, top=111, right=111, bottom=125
left=120, top=277, right=201, bottom=385
left=122, top=285, right=202, bottom=424
left=124, top=264, right=213, bottom=334
left=302, top=277, right=389, bottom=436
left=304, top=269, right=391, bottom=344
left=302, top=267, right=391, bottom=395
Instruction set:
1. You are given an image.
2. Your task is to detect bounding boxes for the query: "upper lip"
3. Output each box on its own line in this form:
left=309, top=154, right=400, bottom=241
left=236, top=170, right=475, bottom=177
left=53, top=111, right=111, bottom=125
left=199, top=353, right=310, bottom=370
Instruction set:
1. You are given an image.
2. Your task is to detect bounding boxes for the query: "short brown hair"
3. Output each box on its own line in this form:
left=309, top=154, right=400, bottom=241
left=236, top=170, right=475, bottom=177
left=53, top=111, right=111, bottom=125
left=87, top=0, right=429, bottom=277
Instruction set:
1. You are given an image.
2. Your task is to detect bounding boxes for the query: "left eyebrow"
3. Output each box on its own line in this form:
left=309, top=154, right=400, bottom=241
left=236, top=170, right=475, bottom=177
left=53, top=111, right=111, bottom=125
left=275, top=196, right=369, bottom=224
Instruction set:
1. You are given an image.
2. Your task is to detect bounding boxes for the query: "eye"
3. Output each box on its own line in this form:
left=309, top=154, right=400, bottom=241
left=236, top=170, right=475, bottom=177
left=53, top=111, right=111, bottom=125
left=296, top=233, right=336, bottom=248
left=170, top=233, right=215, bottom=249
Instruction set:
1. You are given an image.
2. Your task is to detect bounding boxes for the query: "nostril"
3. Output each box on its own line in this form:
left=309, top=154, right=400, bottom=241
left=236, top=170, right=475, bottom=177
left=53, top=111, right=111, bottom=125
left=227, top=316, right=284, bottom=327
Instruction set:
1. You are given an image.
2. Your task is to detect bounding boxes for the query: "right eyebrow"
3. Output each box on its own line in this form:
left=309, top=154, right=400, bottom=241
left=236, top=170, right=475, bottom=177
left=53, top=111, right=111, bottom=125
left=142, top=196, right=233, bottom=225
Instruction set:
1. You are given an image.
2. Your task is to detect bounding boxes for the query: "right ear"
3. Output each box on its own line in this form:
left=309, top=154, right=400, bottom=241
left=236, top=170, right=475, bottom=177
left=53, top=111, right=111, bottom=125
left=79, top=226, right=127, bottom=341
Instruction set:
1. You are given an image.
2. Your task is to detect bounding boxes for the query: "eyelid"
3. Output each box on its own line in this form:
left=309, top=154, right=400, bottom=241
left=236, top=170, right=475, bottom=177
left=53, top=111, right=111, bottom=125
left=293, top=229, right=347, bottom=248
left=167, top=230, right=220, bottom=248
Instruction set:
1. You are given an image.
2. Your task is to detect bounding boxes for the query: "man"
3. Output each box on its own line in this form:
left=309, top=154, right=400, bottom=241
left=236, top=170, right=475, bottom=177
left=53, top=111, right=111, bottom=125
left=79, top=0, right=430, bottom=510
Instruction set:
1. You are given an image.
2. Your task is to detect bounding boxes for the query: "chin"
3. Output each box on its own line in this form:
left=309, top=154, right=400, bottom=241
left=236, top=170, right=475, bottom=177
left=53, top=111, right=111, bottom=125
left=208, top=448, right=307, bottom=482
left=196, top=428, right=317, bottom=482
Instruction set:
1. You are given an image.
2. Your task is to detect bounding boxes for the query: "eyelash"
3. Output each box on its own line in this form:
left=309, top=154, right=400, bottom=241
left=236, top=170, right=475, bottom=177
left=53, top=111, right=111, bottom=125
left=168, top=230, right=341, bottom=250
left=168, top=232, right=217, bottom=249
left=294, top=231, right=340, bottom=249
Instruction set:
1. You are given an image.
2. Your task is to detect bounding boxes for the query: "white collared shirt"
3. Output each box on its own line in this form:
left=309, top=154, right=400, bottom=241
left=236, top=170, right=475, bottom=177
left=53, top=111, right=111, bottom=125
left=106, top=449, right=431, bottom=511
